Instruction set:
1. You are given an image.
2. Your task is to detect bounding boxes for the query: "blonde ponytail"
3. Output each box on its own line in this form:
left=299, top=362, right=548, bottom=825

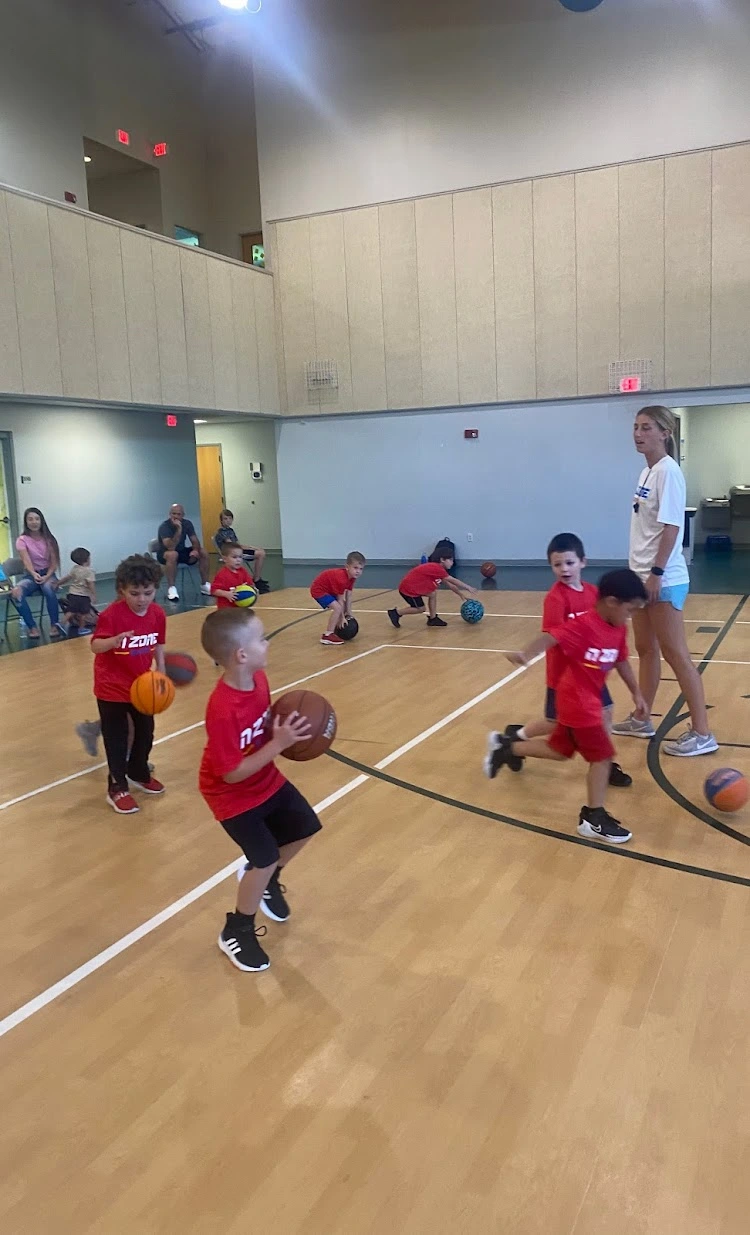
left=639, top=405, right=676, bottom=458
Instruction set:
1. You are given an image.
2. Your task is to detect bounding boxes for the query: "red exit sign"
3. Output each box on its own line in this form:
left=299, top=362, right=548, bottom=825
left=619, top=375, right=642, bottom=393
left=165, top=414, right=178, bottom=428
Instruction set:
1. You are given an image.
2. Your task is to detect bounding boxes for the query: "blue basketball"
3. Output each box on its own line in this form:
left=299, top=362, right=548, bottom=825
left=559, top=0, right=605, bottom=10
left=460, top=599, right=484, bottom=624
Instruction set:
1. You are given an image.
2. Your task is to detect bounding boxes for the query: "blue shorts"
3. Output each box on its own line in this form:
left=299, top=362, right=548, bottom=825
left=315, top=594, right=337, bottom=609
left=545, top=685, right=613, bottom=722
left=658, top=583, right=689, bottom=611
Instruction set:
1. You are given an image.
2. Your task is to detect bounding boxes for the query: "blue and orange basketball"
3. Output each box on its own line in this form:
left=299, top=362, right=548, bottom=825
left=460, top=599, right=485, bottom=624
left=704, top=768, right=749, bottom=813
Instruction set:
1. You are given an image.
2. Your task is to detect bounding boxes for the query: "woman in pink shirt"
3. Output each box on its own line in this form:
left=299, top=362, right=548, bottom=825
left=11, top=507, right=65, bottom=639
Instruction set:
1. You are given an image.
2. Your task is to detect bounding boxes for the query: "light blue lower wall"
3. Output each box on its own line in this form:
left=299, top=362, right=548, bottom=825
left=276, top=400, right=643, bottom=563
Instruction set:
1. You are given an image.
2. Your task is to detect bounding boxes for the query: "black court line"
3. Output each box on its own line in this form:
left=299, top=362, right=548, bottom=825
left=647, top=595, right=750, bottom=847
left=325, top=749, right=750, bottom=890
left=265, top=589, right=392, bottom=642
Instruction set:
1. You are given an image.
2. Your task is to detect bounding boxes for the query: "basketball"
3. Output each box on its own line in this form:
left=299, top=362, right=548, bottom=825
left=704, top=768, right=749, bottom=813
left=130, top=670, right=175, bottom=715
left=163, top=651, right=198, bottom=687
left=460, top=599, right=485, bottom=624
left=480, top=562, right=496, bottom=579
left=337, top=617, right=359, bottom=641
left=271, top=689, right=337, bottom=761
left=233, top=583, right=258, bottom=608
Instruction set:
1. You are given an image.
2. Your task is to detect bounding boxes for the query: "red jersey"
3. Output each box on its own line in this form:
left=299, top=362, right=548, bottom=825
left=199, top=672, right=286, bottom=821
left=211, top=564, right=256, bottom=609
left=399, top=562, right=448, bottom=597
left=551, top=609, right=628, bottom=727
left=310, top=567, right=354, bottom=600
left=543, top=580, right=599, bottom=689
left=93, top=600, right=166, bottom=703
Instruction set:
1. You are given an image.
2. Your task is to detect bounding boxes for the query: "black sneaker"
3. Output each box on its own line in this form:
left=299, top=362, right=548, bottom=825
left=577, top=806, right=632, bottom=844
left=261, top=867, right=290, bottom=922
left=483, top=732, right=524, bottom=778
left=504, top=724, right=524, bottom=742
left=427, top=615, right=447, bottom=627
left=608, top=762, right=633, bottom=788
left=218, top=913, right=270, bottom=971
left=255, top=579, right=271, bottom=594
left=387, top=608, right=401, bottom=628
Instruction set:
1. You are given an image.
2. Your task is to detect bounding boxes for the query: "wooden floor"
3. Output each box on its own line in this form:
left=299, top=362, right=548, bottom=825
left=2, top=585, right=750, bottom=1234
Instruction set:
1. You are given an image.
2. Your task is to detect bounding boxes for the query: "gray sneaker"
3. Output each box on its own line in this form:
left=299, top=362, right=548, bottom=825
left=662, top=728, right=719, bottom=757
left=611, top=714, right=656, bottom=739
left=76, top=720, right=101, bottom=757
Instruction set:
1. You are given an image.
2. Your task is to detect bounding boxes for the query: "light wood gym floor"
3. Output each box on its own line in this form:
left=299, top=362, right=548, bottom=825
left=1, top=584, right=750, bottom=1234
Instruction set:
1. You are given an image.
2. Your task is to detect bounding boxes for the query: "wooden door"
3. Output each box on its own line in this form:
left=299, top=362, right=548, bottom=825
left=196, top=444, right=225, bottom=555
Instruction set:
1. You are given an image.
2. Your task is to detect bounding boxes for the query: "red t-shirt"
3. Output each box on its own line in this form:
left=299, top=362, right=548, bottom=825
left=551, top=609, right=628, bottom=728
left=543, top=580, right=599, bottom=689
left=93, top=600, right=167, bottom=703
left=199, top=672, right=286, bottom=821
left=211, top=564, right=256, bottom=609
left=310, top=567, right=354, bottom=600
left=399, top=562, right=448, bottom=597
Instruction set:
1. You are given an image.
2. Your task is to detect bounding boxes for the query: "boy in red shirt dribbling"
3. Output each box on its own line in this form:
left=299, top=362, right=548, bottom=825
left=90, top=554, right=166, bottom=815
left=488, top=569, right=648, bottom=845
left=310, top=551, right=366, bottom=646
left=200, top=608, right=322, bottom=973
left=388, top=551, right=476, bottom=628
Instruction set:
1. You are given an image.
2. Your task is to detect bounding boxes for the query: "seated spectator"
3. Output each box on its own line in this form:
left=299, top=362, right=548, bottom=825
left=156, top=502, right=210, bottom=602
left=214, top=508, right=270, bottom=593
left=11, top=507, right=66, bottom=639
left=58, top=547, right=97, bottom=634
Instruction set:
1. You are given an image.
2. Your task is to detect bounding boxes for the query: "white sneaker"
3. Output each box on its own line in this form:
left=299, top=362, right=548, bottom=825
left=201, top=581, right=212, bottom=595
left=167, top=586, right=179, bottom=602
left=611, top=714, right=656, bottom=739
left=663, top=728, right=719, bottom=757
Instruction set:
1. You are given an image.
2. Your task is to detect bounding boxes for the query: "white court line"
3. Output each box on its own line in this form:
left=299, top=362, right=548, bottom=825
left=0, top=644, right=387, bottom=814
left=0, top=655, right=539, bottom=1040
left=262, top=604, right=747, bottom=625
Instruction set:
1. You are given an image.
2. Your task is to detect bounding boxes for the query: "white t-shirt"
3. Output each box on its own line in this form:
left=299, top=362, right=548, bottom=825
left=629, top=455, right=689, bottom=587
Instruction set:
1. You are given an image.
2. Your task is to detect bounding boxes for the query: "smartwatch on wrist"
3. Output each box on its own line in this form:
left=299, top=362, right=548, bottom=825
left=650, top=566, right=664, bottom=577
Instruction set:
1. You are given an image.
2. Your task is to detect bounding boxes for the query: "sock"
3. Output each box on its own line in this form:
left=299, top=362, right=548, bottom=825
left=517, top=727, right=528, bottom=741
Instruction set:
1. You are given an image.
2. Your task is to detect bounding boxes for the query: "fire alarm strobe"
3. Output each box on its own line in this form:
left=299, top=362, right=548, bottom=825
left=464, top=429, right=479, bottom=440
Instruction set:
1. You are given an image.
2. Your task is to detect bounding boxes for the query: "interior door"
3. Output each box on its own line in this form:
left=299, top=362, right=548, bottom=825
left=0, top=434, right=13, bottom=562
left=196, top=444, right=225, bottom=555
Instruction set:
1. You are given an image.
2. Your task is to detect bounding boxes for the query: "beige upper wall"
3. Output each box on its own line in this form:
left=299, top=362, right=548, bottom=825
left=270, top=142, right=750, bottom=414
left=254, top=0, right=750, bottom=222
left=0, top=184, right=279, bottom=415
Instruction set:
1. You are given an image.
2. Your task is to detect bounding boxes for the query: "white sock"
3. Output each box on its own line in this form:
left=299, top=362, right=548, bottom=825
left=517, top=727, right=528, bottom=741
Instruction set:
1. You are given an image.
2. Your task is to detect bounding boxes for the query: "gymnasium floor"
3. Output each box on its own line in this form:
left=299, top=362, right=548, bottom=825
left=2, top=583, right=750, bottom=1233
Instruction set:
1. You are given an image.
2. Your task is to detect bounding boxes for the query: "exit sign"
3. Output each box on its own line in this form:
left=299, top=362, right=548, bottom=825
left=153, top=142, right=169, bottom=158
left=116, top=129, right=130, bottom=146
left=619, top=375, right=642, bottom=393
left=165, top=414, right=178, bottom=428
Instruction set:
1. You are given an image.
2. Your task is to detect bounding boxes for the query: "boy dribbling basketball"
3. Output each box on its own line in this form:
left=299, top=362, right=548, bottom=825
left=200, top=608, right=322, bottom=972
left=90, top=554, right=166, bottom=815
left=310, top=551, right=366, bottom=646
left=487, top=569, right=648, bottom=844
left=388, top=551, right=476, bottom=628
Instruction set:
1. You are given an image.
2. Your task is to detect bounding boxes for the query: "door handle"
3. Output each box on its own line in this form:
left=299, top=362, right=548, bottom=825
left=0, top=516, right=9, bottom=524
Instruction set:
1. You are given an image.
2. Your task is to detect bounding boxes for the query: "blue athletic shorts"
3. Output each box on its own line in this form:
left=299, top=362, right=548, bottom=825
left=544, top=685, right=613, bottom=722
left=315, top=594, right=337, bottom=609
left=659, top=583, right=689, bottom=611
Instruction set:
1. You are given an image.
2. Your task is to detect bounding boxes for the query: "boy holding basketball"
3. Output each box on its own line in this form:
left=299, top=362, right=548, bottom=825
left=388, top=552, right=476, bottom=628
left=90, top=554, right=166, bottom=815
left=486, top=532, right=632, bottom=788
left=487, top=569, right=648, bottom=844
left=310, top=551, right=366, bottom=646
left=200, top=608, right=322, bottom=972
left=212, top=543, right=257, bottom=609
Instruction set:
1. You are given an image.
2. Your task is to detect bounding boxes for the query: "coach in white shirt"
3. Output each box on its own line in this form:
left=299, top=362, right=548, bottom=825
left=612, top=405, right=717, bottom=757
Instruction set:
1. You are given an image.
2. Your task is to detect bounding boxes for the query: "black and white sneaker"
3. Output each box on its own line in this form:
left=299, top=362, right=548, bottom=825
left=577, top=806, right=632, bottom=844
left=504, top=724, right=525, bottom=742
left=255, top=578, right=271, bottom=594
left=261, top=867, right=290, bottom=922
left=608, top=762, right=633, bottom=788
left=387, top=608, right=401, bottom=629
left=218, top=913, right=270, bottom=971
left=483, top=732, right=524, bottom=779
left=426, top=615, right=447, bottom=627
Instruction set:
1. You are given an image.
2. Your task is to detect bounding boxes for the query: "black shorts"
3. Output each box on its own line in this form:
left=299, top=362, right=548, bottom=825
left=157, top=547, right=195, bottom=566
left=220, top=781, right=322, bottom=869
left=399, top=591, right=425, bottom=609
left=544, top=685, right=614, bottom=722
left=64, top=593, right=93, bottom=615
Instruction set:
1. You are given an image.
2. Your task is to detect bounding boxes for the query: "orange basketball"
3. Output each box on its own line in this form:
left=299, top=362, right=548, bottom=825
left=271, top=690, right=337, bottom=761
left=130, top=670, right=175, bottom=715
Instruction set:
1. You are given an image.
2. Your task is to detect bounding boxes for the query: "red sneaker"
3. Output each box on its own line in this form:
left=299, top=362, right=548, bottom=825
left=107, top=790, right=140, bottom=814
left=320, top=632, right=344, bottom=645
left=127, top=776, right=165, bottom=795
